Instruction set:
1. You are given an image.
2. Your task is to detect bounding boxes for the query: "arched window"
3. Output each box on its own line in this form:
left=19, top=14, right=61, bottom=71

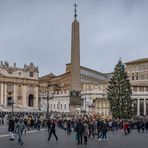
left=28, top=94, right=34, bottom=107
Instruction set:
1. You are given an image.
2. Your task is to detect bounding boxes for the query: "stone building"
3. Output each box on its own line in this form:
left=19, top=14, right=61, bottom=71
left=0, top=61, right=39, bottom=112
left=125, top=58, right=148, bottom=116
left=39, top=58, right=148, bottom=117
left=39, top=63, right=112, bottom=116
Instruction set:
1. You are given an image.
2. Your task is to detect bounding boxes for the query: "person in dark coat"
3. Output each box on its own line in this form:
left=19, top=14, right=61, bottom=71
left=48, top=120, right=58, bottom=141
left=67, top=120, right=72, bottom=135
left=8, top=117, right=15, bottom=141
left=101, top=121, right=108, bottom=140
left=47, top=119, right=52, bottom=133
left=75, top=119, right=84, bottom=145
left=83, top=120, right=89, bottom=145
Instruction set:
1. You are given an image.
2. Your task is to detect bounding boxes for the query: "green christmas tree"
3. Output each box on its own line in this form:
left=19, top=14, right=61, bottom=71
left=107, top=59, right=134, bottom=119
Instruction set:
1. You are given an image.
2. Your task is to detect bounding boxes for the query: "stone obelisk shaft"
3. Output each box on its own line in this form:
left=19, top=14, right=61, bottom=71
left=70, top=19, right=81, bottom=91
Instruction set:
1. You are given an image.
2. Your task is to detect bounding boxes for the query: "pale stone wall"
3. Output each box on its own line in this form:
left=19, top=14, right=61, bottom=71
left=126, top=61, right=148, bottom=116
left=0, top=62, right=39, bottom=111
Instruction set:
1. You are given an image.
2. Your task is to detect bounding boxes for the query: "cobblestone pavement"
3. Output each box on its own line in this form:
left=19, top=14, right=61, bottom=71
left=0, top=128, right=148, bottom=148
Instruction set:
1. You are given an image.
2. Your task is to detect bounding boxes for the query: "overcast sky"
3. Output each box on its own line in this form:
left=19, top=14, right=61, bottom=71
left=0, top=0, right=148, bottom=76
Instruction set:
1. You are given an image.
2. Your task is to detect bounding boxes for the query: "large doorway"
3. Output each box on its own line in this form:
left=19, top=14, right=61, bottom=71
left=7, top=97, right=12, bottom=106
left=28, top=94, right=34, bottom=107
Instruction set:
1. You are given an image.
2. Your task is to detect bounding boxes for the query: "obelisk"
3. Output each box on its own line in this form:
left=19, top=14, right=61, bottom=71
left=70, top=3, right=81, bottom=109
left=70, top=3, right=81, bottom=92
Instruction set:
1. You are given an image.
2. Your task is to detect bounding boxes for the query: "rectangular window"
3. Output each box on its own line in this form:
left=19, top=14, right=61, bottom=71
left=61, top=104, right=62, bottom=109
left=7, top=97, right=12, bottom=106
left=64, top=104, right=66, bottom=110
left=136, top=73, right=138, bottom=80
left=30, top=72, right=33, bottom=77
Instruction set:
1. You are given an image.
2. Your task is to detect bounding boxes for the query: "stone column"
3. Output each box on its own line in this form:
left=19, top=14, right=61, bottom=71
left=13, top=83, right=16, bottom=102
left=137, top=98, right=140, bottom=116
left=3, top=83, right=5, bottom=106
left=34, top=86, right=38, bottom=108
left=4, top=83, right=7, bottom=107
left=1, top=83, right=4, bottom=105
left=144, top=98, right=146, bottom=115
left=22, top=85, right=27, bottom=108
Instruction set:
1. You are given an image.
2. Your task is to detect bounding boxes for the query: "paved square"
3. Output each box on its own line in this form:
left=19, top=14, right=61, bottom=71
left=0, top=127, right=148, bottom=148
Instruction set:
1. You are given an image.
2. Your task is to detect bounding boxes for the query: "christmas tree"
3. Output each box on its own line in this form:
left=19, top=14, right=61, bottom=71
left=107, top=59, right=134, bottom=119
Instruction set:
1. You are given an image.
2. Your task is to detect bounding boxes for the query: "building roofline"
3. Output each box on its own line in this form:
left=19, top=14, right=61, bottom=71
left=52, top=71, right=70, bottom=79
left=66, top=63, right=109, bottom=77
left=40, top=73, right=55, bottom=79
left=125, top=58, right=148, bottom=65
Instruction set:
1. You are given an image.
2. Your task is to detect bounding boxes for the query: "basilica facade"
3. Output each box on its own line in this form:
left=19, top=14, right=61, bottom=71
left=0, top=62, right=39, bottom=112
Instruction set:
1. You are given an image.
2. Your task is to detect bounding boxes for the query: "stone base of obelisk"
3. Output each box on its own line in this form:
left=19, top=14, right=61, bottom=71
left=69, top=96, right=81, bottom=115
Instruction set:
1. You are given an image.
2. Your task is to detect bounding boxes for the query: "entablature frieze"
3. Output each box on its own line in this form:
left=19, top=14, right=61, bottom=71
left=0, top=76, right=38, bottom=85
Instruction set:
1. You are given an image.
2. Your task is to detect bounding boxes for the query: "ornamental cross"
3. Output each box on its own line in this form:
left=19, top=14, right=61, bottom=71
left=73, top=3, right=78, bottom=19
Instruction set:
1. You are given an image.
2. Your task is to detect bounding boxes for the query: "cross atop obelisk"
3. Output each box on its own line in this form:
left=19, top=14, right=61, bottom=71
left=73, top=3, right=78, bottom=19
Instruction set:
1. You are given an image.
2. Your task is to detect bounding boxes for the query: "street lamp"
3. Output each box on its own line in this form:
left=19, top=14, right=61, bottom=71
left=40, top=90, right=54, bottom=118
left=11, top=98, right=15, bottom=114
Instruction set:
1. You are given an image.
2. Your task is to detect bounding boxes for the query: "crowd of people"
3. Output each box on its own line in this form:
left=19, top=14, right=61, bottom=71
left=0, top=112, right=148, bottom=146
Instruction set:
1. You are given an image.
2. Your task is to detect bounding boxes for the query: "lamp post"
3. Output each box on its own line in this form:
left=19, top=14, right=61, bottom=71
left=41, top=90, right=54, bottom=118
left=11, top=98, right=15, bottom=114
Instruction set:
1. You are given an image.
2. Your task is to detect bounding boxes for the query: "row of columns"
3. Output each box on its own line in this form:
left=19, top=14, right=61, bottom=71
left=0, top=82, right=39, bottom=109
left=137, top=98, right=148, bottom=116
left=81, top=95, right=110, bottom=116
